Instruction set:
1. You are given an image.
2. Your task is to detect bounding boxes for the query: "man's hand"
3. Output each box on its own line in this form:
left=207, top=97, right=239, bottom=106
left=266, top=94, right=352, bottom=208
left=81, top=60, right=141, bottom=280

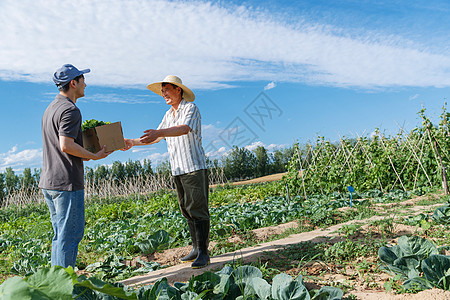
left=93, top=145, right=111, bottom=160
left=60, top=136, right=111, bottom=160
left=140, top=129, right=160, bottom=144
left=121, top=138, right=134, bottom=151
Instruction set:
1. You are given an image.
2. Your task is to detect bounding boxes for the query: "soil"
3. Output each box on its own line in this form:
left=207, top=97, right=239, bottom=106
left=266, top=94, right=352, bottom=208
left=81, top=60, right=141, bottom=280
left=120, top=177, right=450, bottom=299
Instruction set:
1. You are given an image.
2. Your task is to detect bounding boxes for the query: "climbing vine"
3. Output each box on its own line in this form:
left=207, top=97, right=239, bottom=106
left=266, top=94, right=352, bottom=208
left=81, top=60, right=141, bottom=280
left=285, top=106, right=450, bottom=196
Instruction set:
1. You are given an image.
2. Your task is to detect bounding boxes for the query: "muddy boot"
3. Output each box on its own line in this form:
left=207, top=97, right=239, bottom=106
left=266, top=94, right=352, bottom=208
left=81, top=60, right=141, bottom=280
left=191, top=220, right=210, bottom=269
left=180, top=220, right=198, bottom=262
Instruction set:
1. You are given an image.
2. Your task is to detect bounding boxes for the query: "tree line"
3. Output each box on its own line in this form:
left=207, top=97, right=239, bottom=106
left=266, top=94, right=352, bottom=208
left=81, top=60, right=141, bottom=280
left=0, top=145, right=294, bottom=204
left=208, top=145, right=294, bottom=181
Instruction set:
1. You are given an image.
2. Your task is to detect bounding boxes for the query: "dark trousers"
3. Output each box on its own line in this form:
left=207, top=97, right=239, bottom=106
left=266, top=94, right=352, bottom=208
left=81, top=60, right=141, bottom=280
left=173, top=169, right=209, bottom=221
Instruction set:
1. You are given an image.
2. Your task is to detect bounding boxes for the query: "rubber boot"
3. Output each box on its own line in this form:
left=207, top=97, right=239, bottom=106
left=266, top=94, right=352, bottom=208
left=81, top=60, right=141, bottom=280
left=191, top=220, right=210, bottom=269
left=180, top=220, right=198, bottom=262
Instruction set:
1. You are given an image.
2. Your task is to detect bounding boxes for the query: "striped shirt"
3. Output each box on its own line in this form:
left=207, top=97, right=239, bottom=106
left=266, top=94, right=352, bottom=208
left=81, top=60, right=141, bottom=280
left=157, top=99, right=206, bottom=176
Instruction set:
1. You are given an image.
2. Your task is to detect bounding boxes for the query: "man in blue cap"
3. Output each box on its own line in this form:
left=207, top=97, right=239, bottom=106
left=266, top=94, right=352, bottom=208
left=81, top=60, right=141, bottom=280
left=39, top=64, right=111, bottom=268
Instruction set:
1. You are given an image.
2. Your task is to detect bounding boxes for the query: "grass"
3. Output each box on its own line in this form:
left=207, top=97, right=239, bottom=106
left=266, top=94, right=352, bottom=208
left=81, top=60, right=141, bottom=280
left=210, top=221, right=314, bottom=256
left=426, top=225, right=450, bottom=246
left=210, top=202, right=385, bottom=258
left=337, top=224, right=363, bottom=238
left=415, top=193, right=449, bottom=206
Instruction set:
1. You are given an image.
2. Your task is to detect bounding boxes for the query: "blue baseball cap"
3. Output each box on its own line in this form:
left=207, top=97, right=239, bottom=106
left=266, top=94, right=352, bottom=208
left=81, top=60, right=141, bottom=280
left=53, top=64, right=90, bottom=87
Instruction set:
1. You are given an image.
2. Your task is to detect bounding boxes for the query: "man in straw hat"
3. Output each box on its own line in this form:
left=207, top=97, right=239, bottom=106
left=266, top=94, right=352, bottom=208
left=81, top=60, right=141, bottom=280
left=124, top=75, right=210, bottom=269
left=39, top=64, right=111, bottom=268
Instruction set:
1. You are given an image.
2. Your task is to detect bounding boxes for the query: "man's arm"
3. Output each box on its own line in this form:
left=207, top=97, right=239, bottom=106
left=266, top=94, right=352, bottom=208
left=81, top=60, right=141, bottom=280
left=140, top=125, right=190, bottom=143
left=60, top=136, right=110, bottom=160
left=123, top=136, right=164, bottom=148
left=123, top=125, right=190, bottom=149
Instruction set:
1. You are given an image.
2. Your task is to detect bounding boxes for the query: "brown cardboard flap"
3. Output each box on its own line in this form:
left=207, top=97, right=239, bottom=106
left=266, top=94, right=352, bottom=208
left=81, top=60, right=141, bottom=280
left=94, top=122, right=126, bottom=152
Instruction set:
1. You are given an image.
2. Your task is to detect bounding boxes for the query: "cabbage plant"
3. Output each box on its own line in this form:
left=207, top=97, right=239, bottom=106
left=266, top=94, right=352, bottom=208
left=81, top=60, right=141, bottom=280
left=379, top=235, right=450, bottom=292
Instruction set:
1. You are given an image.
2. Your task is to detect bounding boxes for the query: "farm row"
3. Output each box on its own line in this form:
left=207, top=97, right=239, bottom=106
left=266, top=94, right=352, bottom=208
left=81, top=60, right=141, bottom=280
left=1, top=180, right=450, bottom=298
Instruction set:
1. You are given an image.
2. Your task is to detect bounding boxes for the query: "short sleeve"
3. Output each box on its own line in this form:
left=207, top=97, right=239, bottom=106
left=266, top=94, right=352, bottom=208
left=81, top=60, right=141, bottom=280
left=180, top=103, right=200, bottom=131
left=59, top=108, right=81, bottom=139
left=157, top=113, right=167, bottom=130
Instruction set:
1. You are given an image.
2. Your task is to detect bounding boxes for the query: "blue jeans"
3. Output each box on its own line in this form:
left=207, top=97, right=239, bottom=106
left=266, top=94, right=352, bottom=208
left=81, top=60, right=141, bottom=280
left=42, top=189, right=85, bottom=268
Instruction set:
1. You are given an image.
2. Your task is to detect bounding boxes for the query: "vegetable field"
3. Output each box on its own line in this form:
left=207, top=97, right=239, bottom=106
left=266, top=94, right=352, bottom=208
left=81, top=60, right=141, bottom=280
left=1, top=182, right=450, bottom=299
left=1, top=108, right=450, bottom=299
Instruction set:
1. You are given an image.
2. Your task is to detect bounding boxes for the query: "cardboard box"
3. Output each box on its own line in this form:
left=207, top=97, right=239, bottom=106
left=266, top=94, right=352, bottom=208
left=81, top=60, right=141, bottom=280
left=82, top=121, right=125, bottom=153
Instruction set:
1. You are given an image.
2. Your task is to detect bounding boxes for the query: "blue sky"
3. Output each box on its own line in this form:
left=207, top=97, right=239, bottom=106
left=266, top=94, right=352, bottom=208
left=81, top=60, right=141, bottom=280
left=0, top=0, right=449, bottom=172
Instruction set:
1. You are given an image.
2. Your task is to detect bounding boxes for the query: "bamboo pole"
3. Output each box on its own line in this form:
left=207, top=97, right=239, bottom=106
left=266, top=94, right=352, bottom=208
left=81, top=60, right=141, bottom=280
left=426, top=126, right=449, bottom=194
left=395, top=123, right=433, bottom=188
left=379, top=136, right=406, bottom=191
left=295, top=145, right=308, bottom=200
left=356, top=132, right=384, bottom=192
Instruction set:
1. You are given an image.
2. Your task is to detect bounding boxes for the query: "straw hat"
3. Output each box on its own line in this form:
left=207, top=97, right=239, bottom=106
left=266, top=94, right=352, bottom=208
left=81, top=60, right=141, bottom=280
left=147, top=75, right=195, bottom=102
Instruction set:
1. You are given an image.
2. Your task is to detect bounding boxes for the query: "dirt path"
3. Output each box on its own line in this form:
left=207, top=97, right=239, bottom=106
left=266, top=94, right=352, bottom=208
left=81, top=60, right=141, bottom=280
left=120, top=195, right=450, bottom=299
left=121, top=215, right=386, bottom=287
left=209, top=172, right=287, bottom=188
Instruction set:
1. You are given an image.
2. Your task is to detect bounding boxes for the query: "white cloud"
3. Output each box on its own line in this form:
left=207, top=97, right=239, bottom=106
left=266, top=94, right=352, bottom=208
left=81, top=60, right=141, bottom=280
left=202, top=124, right=225, bottom=142
left=203, top=123, right=289, bottom=156
left=205, top=145, right=228, bottom=159
left=264, top=82, right=276, bottom=90
left=245, top=141, right=287, bottom=152
left=145, top=152, right=169, bottom=166
left=266, top=143, right=289, bottom=151
left=131, top=146, right=157, bottom=153
left=0, top=146, right=42, bottom=172
left=369, top=130, right=380, bottom=139
left=245, top=141, right=266, bottom=151
left=0, top=1, right=449, bottom=89
left=81, top=94, right=161, bottom=105
left=409, top=94, right=420, bottom=101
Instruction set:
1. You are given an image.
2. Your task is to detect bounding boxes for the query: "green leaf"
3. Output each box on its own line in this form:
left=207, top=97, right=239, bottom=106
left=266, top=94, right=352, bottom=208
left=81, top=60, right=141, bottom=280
left=271, top=273, right=310, bottom=300
left=378, top=246, right=399, bottom=265
left=180, top=291, right=199, bottom=300
left=213, top=266, right=243, bottom=299
left=188, top=271, right=221, bottom=295
left=249, top=277, right=271, bottom=300
left=433, top=205, right=450, bottom=225
left=75, top=277, right=137, bottom=300
left=394, top=257, right=421, bottom=279
left=402, top=277, right=434, bottom=292
left=310, top=286, right=343, bottom=300
left=215, top=265, right=234, bottom=276
left=422, top=254, right=450, bottom=290
left=141, top=277, right=181, bottom=300
left=438, top=275, right=450, bottom=291
left=26, top=266, right=73, bottom=300
left=213, top=273, right=232, bottom=295
left=72, top=285, right=97, bottom=300
left=232, top=265, right=263, bottom=296
left=0, top=276, right=32, bottom=300
left=135, top=230, right=170, bottom=255
left=397, top=236, right=438, bottom=260
left=232, top=265, right=263, bottom=284
left=82, top=119, right=111, bottom=131
left=379, top=236, right=439, bottom=279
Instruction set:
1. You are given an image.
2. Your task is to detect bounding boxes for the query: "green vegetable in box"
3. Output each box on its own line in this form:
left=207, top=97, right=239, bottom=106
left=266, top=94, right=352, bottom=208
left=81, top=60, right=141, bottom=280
left=82, top=119, right=111, bottom=131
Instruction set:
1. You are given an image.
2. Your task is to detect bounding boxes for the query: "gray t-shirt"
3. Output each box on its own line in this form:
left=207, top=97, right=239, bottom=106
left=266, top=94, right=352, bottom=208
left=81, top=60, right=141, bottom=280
left=39, top=94, right=84, bottom=191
